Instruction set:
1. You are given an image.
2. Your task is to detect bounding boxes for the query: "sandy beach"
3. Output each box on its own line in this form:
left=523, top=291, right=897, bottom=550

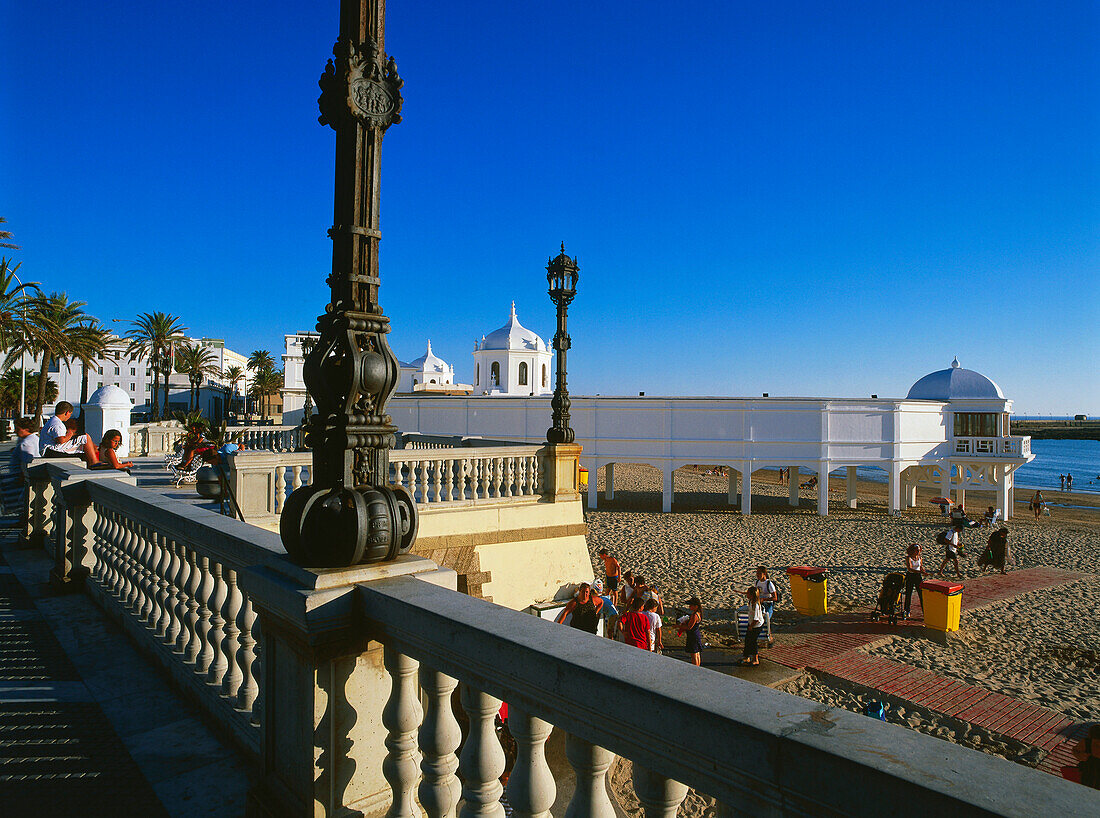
left=583, top=463, right=1100, bottom=785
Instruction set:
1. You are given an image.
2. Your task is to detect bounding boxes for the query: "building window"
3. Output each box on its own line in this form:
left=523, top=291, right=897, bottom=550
left=114, top=367, right=119, bottom=375
left=145, top=384, right=151, bottom=392
left=429, top=379, right=436, bottom=384
left=490, top=362, right=500, bottom=386
left=130, top=367, right=136, bottom=376
left=130, top=383, right=136, bottom=391
left=542, top=364, right=547, bottom=387
left=953, top=413, right=998, bottom=437
left=413, top=378, right=418, bottom=387
left=145, top=369, right=151, bottom=377
left=518, top=362, right=528, bottom=386
left=98, top=366, right=103, bottom=375
left=97, top=381, right=103, bottom=388
left=476, top=363, right=480, bottom=385
left=114, top=382, right=120, bottom=388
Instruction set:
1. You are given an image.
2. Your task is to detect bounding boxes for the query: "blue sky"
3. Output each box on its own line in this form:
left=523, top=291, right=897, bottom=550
left=3, top=1, right=1097, bottom=413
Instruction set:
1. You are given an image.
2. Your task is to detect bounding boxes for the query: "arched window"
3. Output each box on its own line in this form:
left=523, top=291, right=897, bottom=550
left=476, top=363, right=480, bottom=385
left=490, top=362, right=500, bottom=386
left=518, top=362, right=528, bottom=386
left=429, top=379, right=436, bottom=384
left=542, top=364, right=547, bottom=387
left=412, top=378, right=418, bottom=387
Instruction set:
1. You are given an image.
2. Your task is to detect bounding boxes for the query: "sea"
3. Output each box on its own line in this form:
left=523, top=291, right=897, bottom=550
left=853, top=439, right=1100, bottom=496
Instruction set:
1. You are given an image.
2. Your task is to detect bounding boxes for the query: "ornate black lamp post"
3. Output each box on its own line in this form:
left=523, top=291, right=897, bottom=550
left=546, top=243, right=579, bottom=444
left=280, top=0, right=417, bottom=568
left=300, top=335, right=315, bottom=427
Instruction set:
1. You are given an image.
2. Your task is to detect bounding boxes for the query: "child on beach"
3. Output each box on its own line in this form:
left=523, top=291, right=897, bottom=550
left=741, top=586, right=765, bottom=666
left=754, top=567, right=778, bottom=645
left=935, top=524, right=964, bottom=578
left=677, top=596, right=704, bottom=666
left=903, top=544, right=925, bottom=618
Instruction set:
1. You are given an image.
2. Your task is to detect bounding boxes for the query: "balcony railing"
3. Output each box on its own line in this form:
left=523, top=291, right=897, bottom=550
left=129, top=424, right=303, bottom=457
left=27, top=461, right=1093, bottom=816
left=952, top=435, right=1031, bottom=458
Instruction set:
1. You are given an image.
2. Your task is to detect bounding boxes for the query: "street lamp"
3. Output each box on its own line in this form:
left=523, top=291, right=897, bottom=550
left=546, top=242, right=579, bottom=445
left=10, top=270, right=29, bottom=419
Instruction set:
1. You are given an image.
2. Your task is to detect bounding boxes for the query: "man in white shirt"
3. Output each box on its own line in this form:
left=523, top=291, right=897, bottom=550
left=39, top=401, right=96, bottom=461
left=643, top=598, right=662, bottom=652
left=10, top=418, right=39, bottom=479
left=935, top=525, right=964, bottom=578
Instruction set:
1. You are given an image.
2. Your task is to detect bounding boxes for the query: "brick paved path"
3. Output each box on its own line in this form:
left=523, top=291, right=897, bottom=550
left=765, top=567, right=1094, bottom=780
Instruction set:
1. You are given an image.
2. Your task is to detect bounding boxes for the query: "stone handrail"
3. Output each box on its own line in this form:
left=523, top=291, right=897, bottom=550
left=952, top=435, right=1031, bottom=458
left=229, top=444, right=544, bottom=525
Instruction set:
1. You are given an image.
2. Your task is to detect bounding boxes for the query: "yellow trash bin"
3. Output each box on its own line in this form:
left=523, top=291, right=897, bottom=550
left=579, top=467, right=589, bottom=489
left=920, top=579, right=962, bottom=632
left=786, top=566, right=828, bottom=616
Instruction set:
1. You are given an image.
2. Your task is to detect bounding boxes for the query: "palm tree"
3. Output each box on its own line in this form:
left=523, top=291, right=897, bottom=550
left=125, top=312, right=186, bottom=421
left=0, top=369, right=57, bottom=417
left=249, top=368, right=283, bottom=420
left=0, top=217, right=18, bottom=252
left=175, top=342, right=221, bottom=412
left=2, top=292, right=91, bottom=426
left=248, top=349, right=276, bottom=373
left=0, top=258, right=38, bottom=352
left=69, top=320, right=112, bottom=406
left=223, top=364, right=245, bottom=418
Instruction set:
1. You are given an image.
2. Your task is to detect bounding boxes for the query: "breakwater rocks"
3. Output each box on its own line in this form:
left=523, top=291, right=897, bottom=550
left=1012, top=419, right=1100, bottom=440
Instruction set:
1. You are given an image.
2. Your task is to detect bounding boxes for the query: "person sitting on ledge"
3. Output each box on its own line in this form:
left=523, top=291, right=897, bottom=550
left=39, top=401, right=98, bottom=462
left=10, top=417, right=39, bottom=480
left=801, top=475, right=818, bottom=490
left=88, top=429, right=134, bottom=472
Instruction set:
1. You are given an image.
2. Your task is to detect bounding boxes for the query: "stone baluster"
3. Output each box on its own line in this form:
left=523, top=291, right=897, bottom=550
left=197, top=557, right=220, bottom=676
left=478, top=458, right=490, bottom=499
left=138, top=525, right=159, bottom=626
left=458, top=685, right=505, bottom=817
left=248, top=617, right=263, bottom=728
left=235, top=595, right=259, bottom=715
left=419, top=460, right=430, bottom=504
left=382, top=645, right=423, bottom=818
left=121, top=517, right=141, bottom=612
left=172, top=544, right=193, bottom=654
left=506, top=708, right=556, bottom=818
left=291, top=465, right=304, bottom=492
left=502, top=457, right=513, bottom=498
left=163, top=541, right=184, bottom=646
left=219, top=567, right=243, bottom=698
left=183, top=549, right=204, bottom=664
left=418, top=667, right=461, bottom=818
left=153, top=534, right=174, bottom=638
left=530, top=455, right=540, bottom=495
left=563, top=734, right=615, bottom=818
left=435, top=459, right=446, bottom=502
left=631, top=764, right=689, bottom=818
left=492, top=458, right=504, bottom=498
left=90, top=504, right=109, bottom=587
left=103, top=510, right=123, bottom=601
left=274, top=467, right=287, bottom=514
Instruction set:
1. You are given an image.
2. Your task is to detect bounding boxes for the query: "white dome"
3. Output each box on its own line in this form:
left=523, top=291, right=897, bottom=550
left=404, top=340, right=450, bottom=374
left=86, top=384, right=134, bottom=409
left=907, top=357, right=1004, bottom=401
left=479, top=302, right=546, bottom=352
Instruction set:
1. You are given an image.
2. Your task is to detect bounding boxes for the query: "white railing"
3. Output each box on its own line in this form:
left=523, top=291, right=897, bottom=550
left=129, top=424, right=303, bottom=457
left=28, top=464, right=1096, bottom=815
left=231, top=445, right=544, bottom=524
left=952, top=435, right=1031, bottom=457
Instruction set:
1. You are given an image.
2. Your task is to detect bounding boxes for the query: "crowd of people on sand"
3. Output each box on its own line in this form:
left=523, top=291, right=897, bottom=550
left=555, top=550, right=782, bottom=668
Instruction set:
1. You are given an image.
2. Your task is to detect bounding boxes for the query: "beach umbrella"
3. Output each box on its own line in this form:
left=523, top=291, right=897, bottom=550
left=929, top=497, right=952, bottom=505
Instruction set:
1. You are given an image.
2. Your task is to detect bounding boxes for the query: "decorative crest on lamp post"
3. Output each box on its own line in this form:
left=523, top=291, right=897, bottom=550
left=546, top=242, right=579, bottom=445
left=279, top=0, right=417, bottom=568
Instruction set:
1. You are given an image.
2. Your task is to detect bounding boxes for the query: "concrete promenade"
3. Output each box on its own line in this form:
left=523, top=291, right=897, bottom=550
left=0, top=517, right=249, bottom=816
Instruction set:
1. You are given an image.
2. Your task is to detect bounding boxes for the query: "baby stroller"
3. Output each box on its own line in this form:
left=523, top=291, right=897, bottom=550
left=873, top=572, right=905, bottom=625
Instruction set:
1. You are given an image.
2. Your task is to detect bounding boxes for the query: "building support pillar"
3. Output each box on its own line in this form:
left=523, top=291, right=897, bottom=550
left=941, top=463, right=952, bottom=508
left=957, top=486, right=966, bottom=510
left=788, top=466, right=800, bottom=506
left=905, top=478, right=917, bottom=509
left=1007, top=475, right=1014, bottom=521
left=846, top=466, right=858, bottom=509
left=888, top=463, right=902, bottom=515
left=728, top=469, right=739, bottom=505
left=740, top=463, right=752, bottom=516
left=817, top=462, right=829, bottom=516
left=605, top=462, right=615, bottom=501
left=662, top=467, right=674, bottom=513
left=587, top=466, right=598, bottom=510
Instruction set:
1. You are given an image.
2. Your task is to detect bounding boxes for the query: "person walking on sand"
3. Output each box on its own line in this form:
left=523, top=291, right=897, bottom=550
left=677, top=597, right=704, bottom=666
left=935, top=524, right=964, bottom=578
left=755, top=566, right=778, bottom=644
left=903, top=544, right=926, bottom=619
left=1060, top=474, right=1066, bottom=490
left=597, top=549, right=621, bottom=593
left=979, top=527, right=1011, bottom=575
left=741, top=587, right=765, bottom=666
left=1067, top=473, right=1073, bottom=491
left=1030, top=490, right=1045, bottom=520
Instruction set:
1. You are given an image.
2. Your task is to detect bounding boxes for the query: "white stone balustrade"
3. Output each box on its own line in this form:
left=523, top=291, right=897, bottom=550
left=953, top=435, right=1031, bottom=458
left=128, top=423, right=301, bottom=457
left=229, top=445, right=544, bottom=527
left=23, top=465, right=1099, bottom=818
